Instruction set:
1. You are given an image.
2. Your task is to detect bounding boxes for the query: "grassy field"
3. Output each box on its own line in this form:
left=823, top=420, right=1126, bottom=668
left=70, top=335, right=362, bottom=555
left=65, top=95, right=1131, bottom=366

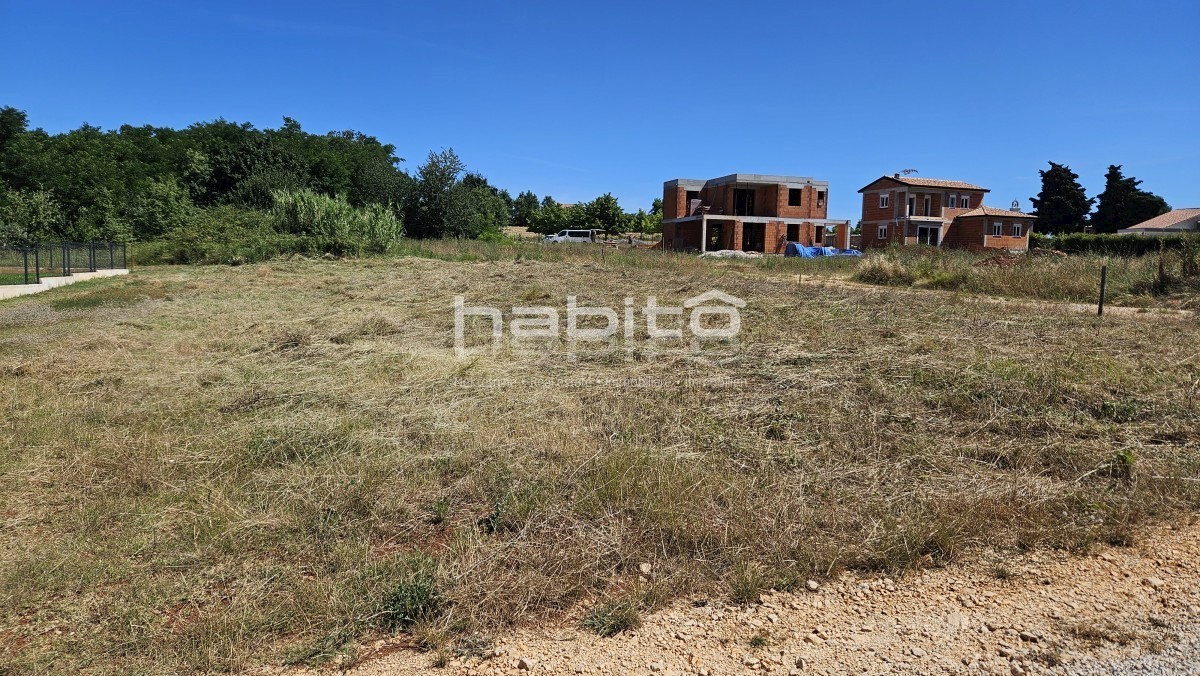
left=0, top=269, right=64, bottom=285
left=851, top=246, right=1200, bottom=309
left=1, top=247, right=1198, bottom=672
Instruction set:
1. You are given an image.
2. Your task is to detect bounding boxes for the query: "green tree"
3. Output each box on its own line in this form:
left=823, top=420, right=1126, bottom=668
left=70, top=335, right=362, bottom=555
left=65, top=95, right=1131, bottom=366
left=0, top=188, right=64, bottom=245
left=578, top=193, right=625, bottom=233
left=1090, top=165, right=1171, bottom=233
left=511, top=190, right=540, bottom=229
left=406, top=148, right=465, bottom=238
left=528, top=196, right=569, bottom=235
left=1029, top=162, right=1094, bottom=235
left=126, top=178, right=197, bottom=240
left=72, top=187, right=131, bottom=242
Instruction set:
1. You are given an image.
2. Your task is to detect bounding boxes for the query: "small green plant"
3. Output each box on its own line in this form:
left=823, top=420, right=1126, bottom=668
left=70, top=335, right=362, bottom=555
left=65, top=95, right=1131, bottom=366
left=1109, top=448, right=1136, bottom=483
left=380, top=555, right=441, bottom=630
left=748, top=632, right=770, bottom=648
left=581, top=598, right=641, bottom=637
left=429, top=499, right=450, bottom=526
left=728, top=560, right=766, bottom=604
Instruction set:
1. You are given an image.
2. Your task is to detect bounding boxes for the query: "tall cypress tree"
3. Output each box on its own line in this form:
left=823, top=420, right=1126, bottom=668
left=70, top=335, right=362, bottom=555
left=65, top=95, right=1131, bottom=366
left=1029, top=162, right=1094, bottom=235
left=1091, top=165, right=1170, bottom=233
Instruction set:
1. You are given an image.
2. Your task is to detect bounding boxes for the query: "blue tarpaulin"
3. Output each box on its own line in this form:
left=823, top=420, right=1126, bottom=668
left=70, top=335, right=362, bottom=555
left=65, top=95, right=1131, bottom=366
left=784, top=243, right=862, bottom=258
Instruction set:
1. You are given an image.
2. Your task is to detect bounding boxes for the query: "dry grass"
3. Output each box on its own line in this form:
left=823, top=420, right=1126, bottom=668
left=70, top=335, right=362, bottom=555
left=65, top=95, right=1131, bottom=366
left=1, top=247, right=1198, bottom=672
left=851, top=246, right=1200, bottom=308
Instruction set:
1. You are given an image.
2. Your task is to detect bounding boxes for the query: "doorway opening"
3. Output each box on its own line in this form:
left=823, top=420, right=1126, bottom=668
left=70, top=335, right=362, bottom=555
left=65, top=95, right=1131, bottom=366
left=741, top=222, right=765, bottom=252
left=917, top=225, right=940, bottom=246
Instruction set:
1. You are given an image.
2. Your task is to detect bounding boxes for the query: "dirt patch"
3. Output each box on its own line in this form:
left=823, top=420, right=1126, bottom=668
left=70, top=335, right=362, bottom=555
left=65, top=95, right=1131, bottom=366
left=312, top=521, right=1200, bottom=675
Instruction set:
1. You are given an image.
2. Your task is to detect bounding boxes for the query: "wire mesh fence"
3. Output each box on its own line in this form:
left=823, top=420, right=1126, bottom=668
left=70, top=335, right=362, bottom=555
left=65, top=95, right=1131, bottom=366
left=0, top=242, right=128, bottom=285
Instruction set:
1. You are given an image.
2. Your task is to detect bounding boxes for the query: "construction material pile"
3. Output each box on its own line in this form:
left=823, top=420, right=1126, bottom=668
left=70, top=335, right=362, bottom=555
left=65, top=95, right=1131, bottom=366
left=973, top=253, right=1023, bottom=268
left=698, top=250, right=762, bottom=259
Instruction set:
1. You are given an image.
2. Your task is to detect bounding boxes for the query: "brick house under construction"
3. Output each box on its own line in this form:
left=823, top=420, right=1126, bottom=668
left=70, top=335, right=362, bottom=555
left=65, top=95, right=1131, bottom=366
left=662, top=174, right=851, bottom=253
left=857, top=174, right=1035, bottom=251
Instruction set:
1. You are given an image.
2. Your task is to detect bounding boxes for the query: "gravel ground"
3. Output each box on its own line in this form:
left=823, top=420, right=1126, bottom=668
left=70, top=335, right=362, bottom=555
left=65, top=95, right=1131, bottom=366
left=274, top=519, right=1200, bottom=675
left=1066, top=625, right=1199, bottom=676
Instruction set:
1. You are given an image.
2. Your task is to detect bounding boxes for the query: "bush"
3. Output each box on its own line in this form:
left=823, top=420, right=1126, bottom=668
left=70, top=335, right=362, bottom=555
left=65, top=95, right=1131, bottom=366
left=1042, top=232, right=1187, bottom=256
left=379, top=555, right=441, bottom=630
left=271, top=189, right=403, bottom=255
left=136, top=206, right=302, bottom=265
left=853, top=258, right=915, bottom=286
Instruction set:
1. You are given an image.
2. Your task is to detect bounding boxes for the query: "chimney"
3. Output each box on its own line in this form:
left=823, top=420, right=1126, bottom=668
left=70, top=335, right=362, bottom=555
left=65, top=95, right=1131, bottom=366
left=893, top=173, right=900, bottom=178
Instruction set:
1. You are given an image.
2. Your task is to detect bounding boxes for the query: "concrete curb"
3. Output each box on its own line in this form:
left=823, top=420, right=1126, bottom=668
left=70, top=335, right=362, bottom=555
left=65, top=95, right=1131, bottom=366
left=0, top=269, right=131, bottom=300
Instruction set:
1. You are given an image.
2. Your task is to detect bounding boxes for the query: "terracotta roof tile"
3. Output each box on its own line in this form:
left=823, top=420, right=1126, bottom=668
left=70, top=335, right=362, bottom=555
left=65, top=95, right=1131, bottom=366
left=859, top=175, right=990, bottom=192
left=957, top=206, right=1035, bottom=219
left=1123, top=208, right=1200, bottom=231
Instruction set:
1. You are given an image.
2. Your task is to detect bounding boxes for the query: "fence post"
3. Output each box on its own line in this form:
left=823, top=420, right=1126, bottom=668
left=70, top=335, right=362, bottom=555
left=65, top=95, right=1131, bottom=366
left=1097, top=264, right=1108, bottom=317
left=89, top=242, right=97, bottom=272
left=64, top=243, right=70, bottom=277
left=109, top=243, right=115, bottom=270
left=35, top=245, right=41, bottom=283
left=23, top=248, right=29, bottom=285
left=123, top=242, right=128, bottom=270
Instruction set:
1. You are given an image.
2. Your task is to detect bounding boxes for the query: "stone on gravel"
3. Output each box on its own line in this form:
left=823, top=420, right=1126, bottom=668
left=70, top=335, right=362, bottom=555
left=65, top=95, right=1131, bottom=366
left=805, top=580, right=820, bottom=592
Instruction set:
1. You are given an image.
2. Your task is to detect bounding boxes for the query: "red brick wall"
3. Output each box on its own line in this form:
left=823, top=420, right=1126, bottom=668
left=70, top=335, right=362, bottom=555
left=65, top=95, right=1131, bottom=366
left=663, top=186, right=687, bottom=221
left=860, top=220, right=902, bottom=248
left=942, top=217, right=983, bottom=250
left=861, top=189, right=899, bottom=222
left=663, top=220, right=703, bottom=250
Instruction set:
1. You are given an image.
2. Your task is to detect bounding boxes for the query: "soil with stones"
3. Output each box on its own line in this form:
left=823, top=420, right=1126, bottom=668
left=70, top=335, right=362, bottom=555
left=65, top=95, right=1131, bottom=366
left=293, top=520, right=1199, bottom=675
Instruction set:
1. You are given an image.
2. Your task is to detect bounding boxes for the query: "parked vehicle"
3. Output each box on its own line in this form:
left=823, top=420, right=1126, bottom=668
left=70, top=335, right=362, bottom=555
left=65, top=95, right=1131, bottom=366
left=543, top=229, right=597, bottom=243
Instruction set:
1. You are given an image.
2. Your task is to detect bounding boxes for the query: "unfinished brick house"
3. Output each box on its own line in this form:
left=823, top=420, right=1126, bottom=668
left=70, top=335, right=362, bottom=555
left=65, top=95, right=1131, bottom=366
left=857, top=174, right=1035, bottom=251
left=662, top=174, right=851, bottom=253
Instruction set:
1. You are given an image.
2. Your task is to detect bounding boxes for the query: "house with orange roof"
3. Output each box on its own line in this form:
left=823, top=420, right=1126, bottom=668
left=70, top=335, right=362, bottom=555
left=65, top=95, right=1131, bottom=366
left=1117, top=208, right=1200, bottom=236
left=857, top=174, right=1035, bottom=251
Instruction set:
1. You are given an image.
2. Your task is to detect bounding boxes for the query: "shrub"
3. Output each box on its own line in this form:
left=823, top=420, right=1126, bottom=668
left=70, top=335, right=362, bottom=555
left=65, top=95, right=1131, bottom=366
left=379, top=555, right=441, bottom=630
left=853, top=258, right=915, bottom=286
left=135, top=206, right=302, bottom=265
left=271, top=189, right=403, bottom=255
left=1045, top=232, right=1188, bottom=256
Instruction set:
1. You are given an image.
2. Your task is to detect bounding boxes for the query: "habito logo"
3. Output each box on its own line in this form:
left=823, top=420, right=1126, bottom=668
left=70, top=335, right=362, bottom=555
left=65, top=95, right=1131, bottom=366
left=452, top=290, right=745, bottom=357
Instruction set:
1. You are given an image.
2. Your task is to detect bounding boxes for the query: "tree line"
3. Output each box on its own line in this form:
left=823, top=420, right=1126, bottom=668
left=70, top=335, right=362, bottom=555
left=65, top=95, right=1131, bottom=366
left=0, top=107, right=658, bottom=258
left=1030, top=162, right=1170, bottom=235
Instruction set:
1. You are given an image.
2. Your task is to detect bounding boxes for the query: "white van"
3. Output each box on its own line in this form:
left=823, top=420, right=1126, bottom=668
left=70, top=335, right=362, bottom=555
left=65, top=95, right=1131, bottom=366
left=543, top=229, right=597, bottom=243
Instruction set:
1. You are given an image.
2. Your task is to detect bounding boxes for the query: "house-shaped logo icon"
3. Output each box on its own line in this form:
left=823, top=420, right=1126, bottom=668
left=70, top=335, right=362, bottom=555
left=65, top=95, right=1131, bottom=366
left=683, top=289, right=745, bottom=338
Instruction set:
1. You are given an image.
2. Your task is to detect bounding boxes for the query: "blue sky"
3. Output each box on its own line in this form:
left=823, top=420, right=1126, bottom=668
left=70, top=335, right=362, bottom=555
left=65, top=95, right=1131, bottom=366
left=3, top=1, right=1198, bottom=219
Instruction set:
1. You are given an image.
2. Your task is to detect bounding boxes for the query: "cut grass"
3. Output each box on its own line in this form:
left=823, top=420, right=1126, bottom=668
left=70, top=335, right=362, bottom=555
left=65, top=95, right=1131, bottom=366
left=0, top=252, right=1198, bottom=672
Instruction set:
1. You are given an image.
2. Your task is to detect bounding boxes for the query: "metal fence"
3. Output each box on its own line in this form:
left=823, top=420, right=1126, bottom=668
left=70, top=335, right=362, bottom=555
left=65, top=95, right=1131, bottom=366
left=0, top=242, right=128, bottom=285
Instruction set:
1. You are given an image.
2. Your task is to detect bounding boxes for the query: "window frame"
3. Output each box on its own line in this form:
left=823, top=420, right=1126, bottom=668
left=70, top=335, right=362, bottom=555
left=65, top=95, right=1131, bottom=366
left=788, top=188, right=803, bottom=207
left=992, top=222, right=1003, bottom=237
left=816, top=190, right=826, bottom=208
left=879, top=193, right=890, bottom=209
left=1013, top=223, right=1023, bottom=237
left=877, top=225, right=887, bottom=240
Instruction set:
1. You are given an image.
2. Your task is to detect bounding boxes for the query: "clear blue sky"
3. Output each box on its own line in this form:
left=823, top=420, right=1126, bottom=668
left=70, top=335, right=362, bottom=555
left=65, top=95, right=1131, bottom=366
left=3, top=1, right=1198, bottom=219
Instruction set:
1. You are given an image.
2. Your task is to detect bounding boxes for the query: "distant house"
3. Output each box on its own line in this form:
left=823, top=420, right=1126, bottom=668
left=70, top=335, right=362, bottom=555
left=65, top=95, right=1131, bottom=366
left=661, top=173, right=851, bottom=253
left=1117, top=208, right=1200, bottom=236
left=857, top=174, right=1035, bottom=251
